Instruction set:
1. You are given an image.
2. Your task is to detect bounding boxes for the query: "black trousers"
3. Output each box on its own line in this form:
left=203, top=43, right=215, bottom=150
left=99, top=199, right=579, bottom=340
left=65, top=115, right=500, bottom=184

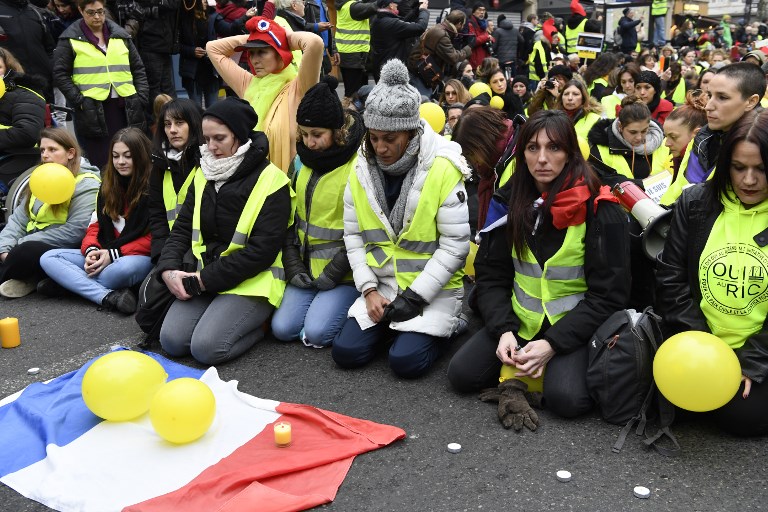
left=710, top=379, right=768, bottom=436
left=0, top=241, right=56, bottom=283
left=447, top=327, right=593, bottom=418
left=339, top=67, right=367, bottom=98
left=140, top=51, right=177, bottom=109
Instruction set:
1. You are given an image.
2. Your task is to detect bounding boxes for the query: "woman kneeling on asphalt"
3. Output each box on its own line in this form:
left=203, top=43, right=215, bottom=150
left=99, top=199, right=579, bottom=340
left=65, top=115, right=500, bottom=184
left=656, top=109, right=768, bottom=436
left=271, top=76, right=365, bottom=348
left=156, top=98, right=293, bottom=365
left=333, top=59, right=470, bottom=378
left=447, top=110, right=631, bottom=430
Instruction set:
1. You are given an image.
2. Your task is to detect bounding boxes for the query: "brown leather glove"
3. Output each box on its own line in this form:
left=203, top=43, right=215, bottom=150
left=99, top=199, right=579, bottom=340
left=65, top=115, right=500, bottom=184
left=479, top=379, right=540, bottom=432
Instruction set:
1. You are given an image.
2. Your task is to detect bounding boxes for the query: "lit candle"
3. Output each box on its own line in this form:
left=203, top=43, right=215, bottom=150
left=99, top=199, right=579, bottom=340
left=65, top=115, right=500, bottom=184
left=0, top=317, right=21, bottom=349
left=274, top=421, right=292, bottom=447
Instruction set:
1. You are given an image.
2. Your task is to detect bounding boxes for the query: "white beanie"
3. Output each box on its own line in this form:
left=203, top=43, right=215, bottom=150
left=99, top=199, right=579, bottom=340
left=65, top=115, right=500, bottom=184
left=364, top=59, right=422, bottom=132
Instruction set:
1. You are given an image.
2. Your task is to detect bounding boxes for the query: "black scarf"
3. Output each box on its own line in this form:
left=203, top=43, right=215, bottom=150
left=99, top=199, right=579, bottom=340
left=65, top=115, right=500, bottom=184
left=647, top=94, right=661, bottom=117
left=96, top=179, right=151, bottom=250
left=295, top=110, right=365, bottom=175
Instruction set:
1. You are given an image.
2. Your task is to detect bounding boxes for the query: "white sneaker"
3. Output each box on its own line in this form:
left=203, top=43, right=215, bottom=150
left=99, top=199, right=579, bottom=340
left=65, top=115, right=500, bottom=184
left=0, top=279, right=37, bottom=298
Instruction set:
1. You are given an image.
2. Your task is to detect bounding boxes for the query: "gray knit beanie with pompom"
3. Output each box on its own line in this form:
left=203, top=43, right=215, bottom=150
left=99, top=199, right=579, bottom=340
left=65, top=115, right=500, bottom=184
left=364, top=59, right=422, bottom=131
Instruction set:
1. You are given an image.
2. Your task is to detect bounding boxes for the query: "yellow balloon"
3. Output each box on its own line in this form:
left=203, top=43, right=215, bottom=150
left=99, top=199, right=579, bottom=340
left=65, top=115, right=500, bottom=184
left=464, top=241, right=478, bottom=276
left=468, top=82, right=492, bottom=98
left=500, top=364, right=544, bottom=393
left=82, top=352, right=168, bottom=422
left=489, top=95, right=504, bottom=110
left=29, top=163, right=77, bottom=205
left=653, top=331, right=742, bottom=412
left=150, top=378, right=216, bottom=444
left=419, top=102, right=446, bottom=134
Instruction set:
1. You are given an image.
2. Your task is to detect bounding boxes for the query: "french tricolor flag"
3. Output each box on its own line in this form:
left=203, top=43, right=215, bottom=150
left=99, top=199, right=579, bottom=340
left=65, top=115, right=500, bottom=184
left=0, top=351, right=405, bottom=512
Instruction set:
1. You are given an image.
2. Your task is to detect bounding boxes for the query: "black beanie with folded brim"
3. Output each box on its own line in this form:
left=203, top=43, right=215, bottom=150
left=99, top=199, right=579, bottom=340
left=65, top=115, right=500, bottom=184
left=203, top=97, right=258, bottom=144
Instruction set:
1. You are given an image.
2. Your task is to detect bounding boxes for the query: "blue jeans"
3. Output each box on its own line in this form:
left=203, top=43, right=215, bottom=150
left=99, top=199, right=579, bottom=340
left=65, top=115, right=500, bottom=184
left=40, top=249, right=153, bottom=305
left=271, top=284, right=359, bottom=347
left=332, top=318, right=441, bottom=378
left=653, top=17, right=666, bottom=47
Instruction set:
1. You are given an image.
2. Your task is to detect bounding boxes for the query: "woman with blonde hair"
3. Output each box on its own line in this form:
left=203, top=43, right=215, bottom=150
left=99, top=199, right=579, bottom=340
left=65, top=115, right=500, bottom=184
left=554, top=79, right=602, bottom=141
left=439, top=79, right=471, bottom=109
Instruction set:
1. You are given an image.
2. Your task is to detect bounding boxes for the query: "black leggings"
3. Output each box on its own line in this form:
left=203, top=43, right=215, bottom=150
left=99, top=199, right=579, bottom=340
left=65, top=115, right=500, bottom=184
left=447, top=327, right=594, bottom=418
left=710, top=379, right=768, bottom=436
left=339, top=67, right=367, bottom=98
left=0, top=240, right=56, bottom=283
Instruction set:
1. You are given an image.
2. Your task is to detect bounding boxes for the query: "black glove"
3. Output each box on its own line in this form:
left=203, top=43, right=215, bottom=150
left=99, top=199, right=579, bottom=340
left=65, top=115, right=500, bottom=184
left=289, top=273, right=313, bottom=289
left=312, top=272, right=335, bottom=291
left=479, top=379, right=540, bottom=432
left=382, top=288, right=427, bottom=323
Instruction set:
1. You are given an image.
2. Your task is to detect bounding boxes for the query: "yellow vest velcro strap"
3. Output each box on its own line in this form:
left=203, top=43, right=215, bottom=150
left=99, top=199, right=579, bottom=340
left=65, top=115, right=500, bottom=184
left=546, top=265, right=585, bottom=280
left=366, top=245, right=389, bottom=265
left=396, top=258, right=428, bottom=273
left=361, top=228, right=389, bottom=244
left=399, top=239, right=439, bottom=253
left=514, top=281, right=544, bottom=313
left=547, top=292, right=585, bottom=316
left=513, top=257, right=543, bottom=279
left=231, top=231, right=248, bottom=246
left=297, top=218, right=345, bottom=240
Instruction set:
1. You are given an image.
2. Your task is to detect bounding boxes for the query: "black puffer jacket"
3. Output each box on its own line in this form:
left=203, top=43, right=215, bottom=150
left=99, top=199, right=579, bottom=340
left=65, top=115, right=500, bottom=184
left=370, top=8, right=428, bottom=80
left=136, top=0, right=180, bottom=54
left=0, top=71, right=46, bottom=154
left=656, top=183, right=768, bottom=383
left=53, top=19, right=149, bottom=137
left=491, top=18, right=521, bottom=64
left=156, top=132, right=292, bottom=294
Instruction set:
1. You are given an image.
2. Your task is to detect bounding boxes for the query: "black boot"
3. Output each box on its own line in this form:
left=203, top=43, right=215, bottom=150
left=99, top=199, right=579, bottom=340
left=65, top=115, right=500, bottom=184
left=37, top=278, right=68, bottom=297
left=102, top=288, right=137, bottom=315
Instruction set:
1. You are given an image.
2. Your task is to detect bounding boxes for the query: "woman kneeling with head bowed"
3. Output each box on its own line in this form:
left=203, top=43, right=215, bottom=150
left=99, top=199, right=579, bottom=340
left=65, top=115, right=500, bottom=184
left=447, top=110, right=632, bottom=430
left=656, top=109, right=768, bottom=437
left=333, top=59, right=471, bottom=379
left=156, top=98, right=294, bottom=365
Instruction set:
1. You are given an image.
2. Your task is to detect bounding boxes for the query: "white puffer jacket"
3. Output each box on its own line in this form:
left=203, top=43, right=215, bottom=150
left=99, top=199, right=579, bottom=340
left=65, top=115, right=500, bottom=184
left=343, top=121, right=471, bottom=338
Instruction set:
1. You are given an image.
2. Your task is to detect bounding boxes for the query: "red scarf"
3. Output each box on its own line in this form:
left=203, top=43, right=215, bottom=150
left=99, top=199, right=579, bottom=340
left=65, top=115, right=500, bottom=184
left=541, top=179, right=618, bottom=230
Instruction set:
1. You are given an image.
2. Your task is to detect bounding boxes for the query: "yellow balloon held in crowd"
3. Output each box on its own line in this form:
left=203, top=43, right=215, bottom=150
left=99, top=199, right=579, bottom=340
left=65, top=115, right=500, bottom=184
left=489, top=96, right=504, bottom=110
left=419, top=102, right=446, bottom=134
left=653, top=331, right=742, bottom=412
left=150, top=378, right=216, bottom=444
left=469, top=82, right=492, bottom=98
left=81, top=351, right=168, bottom=422
left=29, top=163, right=76, bottom=205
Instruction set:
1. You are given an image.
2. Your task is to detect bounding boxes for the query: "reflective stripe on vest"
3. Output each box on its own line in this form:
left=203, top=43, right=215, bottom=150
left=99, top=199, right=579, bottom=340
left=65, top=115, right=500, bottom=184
left=349, top=156, right=465, bottom=292
left=511, top=222, right=587, bottom=339
left=295, top=155, right=356, bottom=280
left=587, top=77, right=608, bottom=96
left=595, top=144, right=669, bottom=180
left=71, top=38, right=137, bottom=100
left=528, top=41, right=547, bottom=81
left=565, top=19, right=587, bottom=54
left=26, top=173, right=101, bottom=232
left=190, top=165, right=295, bottom=306
left=336, top=2, right=370, bottom=53
left=163, top=167, right=197, bottom=229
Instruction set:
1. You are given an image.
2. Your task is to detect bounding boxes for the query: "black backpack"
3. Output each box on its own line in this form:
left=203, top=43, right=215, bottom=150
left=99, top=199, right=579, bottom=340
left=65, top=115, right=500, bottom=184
left=586, top=307, right=680, bottom=456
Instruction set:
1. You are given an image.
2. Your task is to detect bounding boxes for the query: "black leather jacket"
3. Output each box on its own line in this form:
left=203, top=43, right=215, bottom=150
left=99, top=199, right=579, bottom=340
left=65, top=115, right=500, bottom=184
left=656, top=183, right=768, bottom=383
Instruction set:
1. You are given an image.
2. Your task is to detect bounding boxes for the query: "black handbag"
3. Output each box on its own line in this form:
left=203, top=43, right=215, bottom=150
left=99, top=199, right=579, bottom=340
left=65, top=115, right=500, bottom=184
left=135, top=266, right=175, bottom=342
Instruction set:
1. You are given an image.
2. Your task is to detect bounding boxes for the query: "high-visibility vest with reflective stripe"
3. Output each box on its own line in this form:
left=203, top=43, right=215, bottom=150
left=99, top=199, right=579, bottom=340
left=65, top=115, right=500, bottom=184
left=587, top=77, right=608, bottom=97
left=528, top=41, right=547, bottom=81
left=671, top=78, right=686, bottom=105
left=163, top=167, right=196, bottom=229
left=190, top=165, right=294, bottom=306
left=71, top=38, right=137, bottom=100
left=335, top=2, right=370, bottom=54
left=349, top=157, right=464, bottom=292
left=512, top=222, right=587, bottom=340
left=651, top=0, right=667, bottom=16
left=600, top=94, right=622, bottom=119
left=295, top=155, right=356, bottom=281
left=659, top=139, right=713, bottom=206
left=595, top=143, right=670, bottom=180
left=26, top=173, right=101, bottom=232
left=565, top=18, right=586, bottom=55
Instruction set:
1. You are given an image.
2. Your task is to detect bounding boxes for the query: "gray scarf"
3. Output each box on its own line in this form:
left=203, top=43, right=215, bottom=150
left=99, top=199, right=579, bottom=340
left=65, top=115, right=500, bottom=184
left=367, top=129, right=422, bottom=235
left=611, top=119, right=664, bottom=155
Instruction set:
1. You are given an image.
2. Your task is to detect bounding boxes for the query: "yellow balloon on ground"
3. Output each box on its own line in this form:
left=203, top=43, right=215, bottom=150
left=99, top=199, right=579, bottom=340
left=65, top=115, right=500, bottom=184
left=469, top=82, right=492, bottom=98
left=489, top=95, right=504, bottom=110
left=82, top=351, right=168, bottom=421
left=150, top=378, right=216, bottom=444
left=419, top=102, right=446, bottom=134
left=653, top=331, right=741, bottom=412
left=500, top=364, right=544, bottom=393
left=29, top=163, right=76, bottom=205
left=465, top=241, right=478, bottom=276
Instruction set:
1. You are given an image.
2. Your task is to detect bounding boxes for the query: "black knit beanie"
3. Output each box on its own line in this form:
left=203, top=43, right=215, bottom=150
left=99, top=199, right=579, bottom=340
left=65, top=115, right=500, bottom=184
left=203, top=98, right=257, bottom=144
left=636, top=70, right=661, bottom=95
left=512, top=75, right=528, bottom=89
left=548, top=65, right=573, bottom=81
left=297, top=76, right=344, bottom=129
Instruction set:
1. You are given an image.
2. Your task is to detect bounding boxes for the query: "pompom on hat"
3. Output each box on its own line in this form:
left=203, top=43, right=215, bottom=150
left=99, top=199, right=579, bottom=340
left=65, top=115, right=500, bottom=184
left=364, top=59, right=422, bottom=132
left=297, top=76, right=344, bottom=129
left=236, top=17, right=293, bottom=69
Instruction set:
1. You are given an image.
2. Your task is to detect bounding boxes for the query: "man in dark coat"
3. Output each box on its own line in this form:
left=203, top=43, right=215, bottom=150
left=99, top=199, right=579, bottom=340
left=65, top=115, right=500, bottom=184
left=617, top=7, right=643, bottom=54
left=492, top=14, right=523, bottom=79
left=369, top=0, right=428, bottom=82
left=407, top=9, right=471, bottom=93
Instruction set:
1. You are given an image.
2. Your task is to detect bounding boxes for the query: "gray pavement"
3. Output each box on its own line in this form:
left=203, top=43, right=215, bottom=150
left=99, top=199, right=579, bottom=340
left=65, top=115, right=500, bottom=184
left=1, top=293, right=767, bottom=511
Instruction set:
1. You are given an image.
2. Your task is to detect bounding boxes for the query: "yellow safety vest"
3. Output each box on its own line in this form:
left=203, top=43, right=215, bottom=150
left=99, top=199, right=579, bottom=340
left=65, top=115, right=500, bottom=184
left=163, top=167, right=196, bottom=229
left=651, top=0, right=667, bottom=16
left=565, top=18, right=587, bottom=55
left=295, top=155, right=356, bottom=281
left=660, top=139, right=715, bottom=206
left=600, top=94, right=622, bottom=120
left=670, top=78, right=687, bottom=105
left=512, top=222, right=587, bottom=340
left=190, top=165, right=294, bottom=306
left=587, top=77, right=608, bottom=97
left=595, top=143, right=671, bottom=180
left=71, top=38, right=137, bottom=100
left=574, top=112, right=601, bottom=142
left=335, top=2, right=370, bottom=54
left=26, top=173, right=100, bottom=232
left=348, top=157, right=464, bottom=292
left=528, top=41, right=547, bottom=81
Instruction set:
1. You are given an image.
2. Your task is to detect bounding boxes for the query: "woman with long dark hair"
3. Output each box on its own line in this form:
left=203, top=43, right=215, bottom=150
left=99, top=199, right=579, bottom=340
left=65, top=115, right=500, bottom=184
left=582, top=52, right=619, bottom=101
left=40, top=128, right=153, bottom=313
left=601, top=62, right=640, bottom=120
left=448, top=110, right=631, bottom=429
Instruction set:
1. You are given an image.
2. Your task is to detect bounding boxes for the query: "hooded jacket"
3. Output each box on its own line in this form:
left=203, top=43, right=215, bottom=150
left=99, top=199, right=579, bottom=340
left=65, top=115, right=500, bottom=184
left=492, top=18, right=521, bottom=64
left=370, top=8, right=429, bottom=81
left=617, top=15, right=641, bottom=50
left=0, top=71, right=46, bottom=154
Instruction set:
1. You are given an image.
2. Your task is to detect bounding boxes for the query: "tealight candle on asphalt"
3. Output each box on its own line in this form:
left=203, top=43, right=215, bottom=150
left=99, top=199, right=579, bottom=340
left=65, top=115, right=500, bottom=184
left=556, top=470, right=572, bottom=482
left=633, top=486, right=651, bottom=499
left=0, top=317, right=21, bottom=349
left=274, top=421, right=292, bottom=447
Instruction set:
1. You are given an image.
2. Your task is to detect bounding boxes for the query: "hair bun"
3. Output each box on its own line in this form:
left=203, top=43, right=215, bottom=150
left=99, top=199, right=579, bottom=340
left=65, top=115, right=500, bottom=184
left=379, top=59, right=410, bottom=87
left=620, top=95, right=644, bottom=108
left=321, top=75, right=339, bottom=92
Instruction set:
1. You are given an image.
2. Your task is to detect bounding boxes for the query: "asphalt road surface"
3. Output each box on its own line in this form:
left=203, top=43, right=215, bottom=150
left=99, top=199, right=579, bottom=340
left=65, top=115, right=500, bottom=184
left=1, top=293, right=766, bottom=511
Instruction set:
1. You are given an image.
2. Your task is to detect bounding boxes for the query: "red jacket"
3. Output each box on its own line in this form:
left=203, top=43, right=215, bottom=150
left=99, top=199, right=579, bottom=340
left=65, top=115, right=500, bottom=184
left=651, top=98, right=674, bottom=125
left=81, top=218, right=151, bottom=258
left=467, top=15, right=492, bottom=70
